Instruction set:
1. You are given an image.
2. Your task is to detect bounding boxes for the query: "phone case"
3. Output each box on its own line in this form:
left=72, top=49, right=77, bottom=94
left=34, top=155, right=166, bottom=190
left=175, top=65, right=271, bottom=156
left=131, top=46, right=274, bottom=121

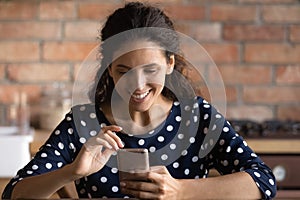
left=117, top=148, right=150, bottom=173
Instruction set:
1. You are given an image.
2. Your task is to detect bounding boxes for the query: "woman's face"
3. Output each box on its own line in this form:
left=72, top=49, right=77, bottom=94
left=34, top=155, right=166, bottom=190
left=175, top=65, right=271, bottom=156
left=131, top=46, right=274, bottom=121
left=108, top=41, right=174, bottom=112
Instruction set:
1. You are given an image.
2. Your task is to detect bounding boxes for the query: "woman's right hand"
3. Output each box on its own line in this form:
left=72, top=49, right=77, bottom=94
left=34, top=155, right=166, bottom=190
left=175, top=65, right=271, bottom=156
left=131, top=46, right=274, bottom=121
left=70, top=125, right=124, bottom=178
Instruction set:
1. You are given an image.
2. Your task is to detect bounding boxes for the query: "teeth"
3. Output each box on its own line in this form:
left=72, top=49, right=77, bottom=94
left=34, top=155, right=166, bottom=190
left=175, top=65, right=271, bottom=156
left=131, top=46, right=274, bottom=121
left=132, top=91, right=149, bottom=99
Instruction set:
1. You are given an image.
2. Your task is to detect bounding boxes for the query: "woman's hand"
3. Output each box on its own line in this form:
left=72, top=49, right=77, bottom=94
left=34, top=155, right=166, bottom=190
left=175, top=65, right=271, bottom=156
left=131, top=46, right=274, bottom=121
left=120, top=166, right=183, bottom=200
left=70, top=125, right=123, bottom=178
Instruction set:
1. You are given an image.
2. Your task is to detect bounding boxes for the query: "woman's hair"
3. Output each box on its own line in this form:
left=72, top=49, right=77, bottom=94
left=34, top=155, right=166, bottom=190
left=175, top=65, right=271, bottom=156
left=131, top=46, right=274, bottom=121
left=89, top=1, right=191, bottom=108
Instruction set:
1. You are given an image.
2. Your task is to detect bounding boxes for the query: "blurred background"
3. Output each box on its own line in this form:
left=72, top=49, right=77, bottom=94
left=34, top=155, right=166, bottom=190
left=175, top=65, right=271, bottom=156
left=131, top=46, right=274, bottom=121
left=0, top=0, right=299, bottom=198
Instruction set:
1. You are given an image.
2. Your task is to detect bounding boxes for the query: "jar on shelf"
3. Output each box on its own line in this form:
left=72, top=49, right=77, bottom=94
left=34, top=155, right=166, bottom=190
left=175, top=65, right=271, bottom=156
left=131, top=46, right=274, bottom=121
left=39, top=83, right=71, bottom=130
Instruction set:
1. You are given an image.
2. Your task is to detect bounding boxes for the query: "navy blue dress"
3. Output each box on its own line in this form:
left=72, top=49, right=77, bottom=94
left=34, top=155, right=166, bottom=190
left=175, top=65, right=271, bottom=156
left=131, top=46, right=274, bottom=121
left=2, top=97, right=276, bottom=199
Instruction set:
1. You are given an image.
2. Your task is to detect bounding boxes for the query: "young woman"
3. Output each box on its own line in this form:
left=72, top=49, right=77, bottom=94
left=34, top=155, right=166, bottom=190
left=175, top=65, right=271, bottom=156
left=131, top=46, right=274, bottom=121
left=2, top=2, right=276, bottom=199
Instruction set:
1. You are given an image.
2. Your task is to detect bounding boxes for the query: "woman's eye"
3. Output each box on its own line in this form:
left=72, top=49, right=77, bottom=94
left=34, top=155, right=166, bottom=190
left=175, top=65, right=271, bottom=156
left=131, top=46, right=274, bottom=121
left=144, top=69, right=157, bottom=73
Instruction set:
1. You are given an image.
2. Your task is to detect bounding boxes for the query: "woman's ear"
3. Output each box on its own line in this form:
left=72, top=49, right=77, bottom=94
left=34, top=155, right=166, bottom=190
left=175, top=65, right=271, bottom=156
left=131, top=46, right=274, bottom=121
left=166, top=55, right=175, bottom=75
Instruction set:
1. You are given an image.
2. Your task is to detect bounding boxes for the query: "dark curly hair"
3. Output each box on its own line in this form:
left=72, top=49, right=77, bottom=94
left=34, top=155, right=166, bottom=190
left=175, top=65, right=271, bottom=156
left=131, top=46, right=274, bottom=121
left=89, top=2, right=191, bottom=109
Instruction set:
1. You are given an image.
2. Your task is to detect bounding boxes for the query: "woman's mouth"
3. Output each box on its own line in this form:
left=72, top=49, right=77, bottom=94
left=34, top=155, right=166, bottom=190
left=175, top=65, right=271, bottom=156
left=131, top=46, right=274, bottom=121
left=131, top=90, right=150, bottom=102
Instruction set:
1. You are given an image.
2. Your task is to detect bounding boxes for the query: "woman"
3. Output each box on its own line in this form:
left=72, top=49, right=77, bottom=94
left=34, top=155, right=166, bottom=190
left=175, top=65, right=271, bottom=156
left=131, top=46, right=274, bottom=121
left=2, top=2, right=276, bottom=199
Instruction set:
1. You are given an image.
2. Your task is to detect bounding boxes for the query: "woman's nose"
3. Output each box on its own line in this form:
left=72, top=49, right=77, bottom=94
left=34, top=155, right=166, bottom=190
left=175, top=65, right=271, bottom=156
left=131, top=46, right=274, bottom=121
left=128, top=69, right=146, bottom=90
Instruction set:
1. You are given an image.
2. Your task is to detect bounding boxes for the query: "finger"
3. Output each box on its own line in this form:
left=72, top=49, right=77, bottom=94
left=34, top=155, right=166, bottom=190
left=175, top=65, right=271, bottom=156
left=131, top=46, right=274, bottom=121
left=120, top=186, right=160, bottom=200
left=101, top=125, right=122, bottom=133
left=95, top=137, right=113, bottom=150
left=102, top=133, right=120, bottom=151
left=121, top=180, right=159, bottom=193
left=106, top=130, right=124, bottom=148
left=150, top=165, right=168, bottom=174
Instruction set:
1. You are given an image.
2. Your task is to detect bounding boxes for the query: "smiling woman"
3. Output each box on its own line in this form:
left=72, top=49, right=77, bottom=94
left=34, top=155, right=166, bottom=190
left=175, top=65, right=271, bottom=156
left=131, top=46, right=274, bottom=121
left=2, top=2, right=276, bottom=200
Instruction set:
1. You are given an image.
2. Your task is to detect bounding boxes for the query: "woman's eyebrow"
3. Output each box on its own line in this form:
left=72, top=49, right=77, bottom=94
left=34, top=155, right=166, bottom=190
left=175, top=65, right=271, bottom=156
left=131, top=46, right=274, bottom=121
left=116, top=63, right=160, bottom=69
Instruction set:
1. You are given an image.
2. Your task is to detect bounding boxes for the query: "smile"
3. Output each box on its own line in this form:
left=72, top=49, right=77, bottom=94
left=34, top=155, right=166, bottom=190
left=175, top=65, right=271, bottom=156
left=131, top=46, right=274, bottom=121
left=131, top=91, right=150, bottom=100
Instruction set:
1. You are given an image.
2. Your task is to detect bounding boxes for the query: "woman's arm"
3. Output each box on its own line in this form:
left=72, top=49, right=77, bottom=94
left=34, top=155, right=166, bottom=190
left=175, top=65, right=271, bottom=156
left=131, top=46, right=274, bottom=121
left=179, top=171, right=261, bottom=199
left=11, top=164, right=78, bottom=199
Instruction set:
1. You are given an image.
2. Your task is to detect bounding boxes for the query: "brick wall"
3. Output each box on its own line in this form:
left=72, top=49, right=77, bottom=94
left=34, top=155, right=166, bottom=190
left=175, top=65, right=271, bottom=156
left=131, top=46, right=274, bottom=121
left=0, top=0, right=299, bottom=125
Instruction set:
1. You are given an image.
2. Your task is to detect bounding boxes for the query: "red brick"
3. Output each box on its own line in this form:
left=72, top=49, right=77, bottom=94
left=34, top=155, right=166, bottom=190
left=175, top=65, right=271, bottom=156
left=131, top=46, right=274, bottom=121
left=290, top=25, right=300, bottom=42
left=0, top=22, right=61, bottom=40
left=262, top=6, right=300, bottom=23
left=43, top=42, right=97, bottom=62
left=226, top=105, right=273, bottom=122
left=0, top=42, right=39, bottom=62
left=0, top=1, right=38, bottom=20
left=245, top=43, right=300, bottom=64
left=276, top=65, right=300, bottom=85
left=78, top=3, right=122, bottom=20
left=203, top=43, right=239, bottom=63
left=277, top=105, right=300, bottom=121
left=211, top=65, right=272, bottom=85
left=0, top=64, right=5, bottom=80
left=163, top=5, right=205, bottom=20
left=64, top=22, right=101, bottom=40
left=0, top=84, right=41, bottom=104
left=224, top=25, right=284, bottom=41
left=239, top=0, right=298, bottom=3
left=211, top=5, right=256, bottom=22
left=243, top=86, right=300, bottom=104
left=175, top=22, right=221, bottom=41
left=40, top=1, right=75, bottom=20
left=7, top=64, right=70, bottom=83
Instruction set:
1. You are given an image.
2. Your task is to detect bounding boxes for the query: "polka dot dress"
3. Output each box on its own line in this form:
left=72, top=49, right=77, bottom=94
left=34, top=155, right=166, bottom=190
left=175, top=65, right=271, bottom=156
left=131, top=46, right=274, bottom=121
left=2, top=97, right=276, bottom=199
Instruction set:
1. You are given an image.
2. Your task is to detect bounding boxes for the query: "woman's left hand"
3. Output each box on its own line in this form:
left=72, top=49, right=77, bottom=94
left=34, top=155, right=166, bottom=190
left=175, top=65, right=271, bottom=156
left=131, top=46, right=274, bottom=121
left=120, top=166, right=183, bottom=200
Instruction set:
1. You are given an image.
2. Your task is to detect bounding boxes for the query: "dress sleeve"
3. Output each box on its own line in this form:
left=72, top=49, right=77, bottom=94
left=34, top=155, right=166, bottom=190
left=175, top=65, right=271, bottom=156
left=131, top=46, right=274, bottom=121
left=204, top=106, right=277, bottom=199
left=1, top=110, right=80, bottom=199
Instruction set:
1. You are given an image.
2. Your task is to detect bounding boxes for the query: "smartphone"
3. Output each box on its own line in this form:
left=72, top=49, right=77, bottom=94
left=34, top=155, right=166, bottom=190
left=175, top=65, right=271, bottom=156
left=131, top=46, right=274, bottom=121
left=117, top=148, right=149, bottom=181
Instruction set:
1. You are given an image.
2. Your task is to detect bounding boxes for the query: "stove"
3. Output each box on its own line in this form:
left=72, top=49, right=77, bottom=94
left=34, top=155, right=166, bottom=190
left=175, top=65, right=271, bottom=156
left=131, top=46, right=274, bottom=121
left=229, top=120, right=300, bottom=198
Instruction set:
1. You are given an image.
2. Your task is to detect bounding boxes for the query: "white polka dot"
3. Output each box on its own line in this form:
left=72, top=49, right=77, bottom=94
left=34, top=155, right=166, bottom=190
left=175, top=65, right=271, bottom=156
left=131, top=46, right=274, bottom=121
left=243, top=141, right=248, bottom=146
left=66, top=116, right=72, bottom=121
left=161, top=154, right=168, bottom=160
left=223, top=127, right=229, bottom=132
left=68, top=128, right=73, bottom=134
left=149, top=130, right=155, bottom=134
left=254, top=172, right=261, bottom=177
left=166, top=125, right=173, bottom=131
left=175, top=116, right=181, bottom=122
left=100, top=177, right=107, bottom=183
left=54, top=150, right=61, bottom=156
left=192, top=156, right=198, bottom=162
left=189, top=137, right=195, bottom=143
left=226, top=146, right=231, bottom=153
left=212, top=124, right=217, bottom=131
left=178, top=133, right=184, bottom=139
left=57, top=162, right=63, bottom=168
left=80, top=106, right=86, bottom=111
left=237, top=147, right=244, bottom=153
left=92, top=186, right=97, bottom=191
left=149, top=146, right=156, bottom=152
left=69, top=143, right=75, bottom=149
left=204, top=114, right=209, bottom=120
left=111, top=168, right=118, bottom=173
left=193, top=116, right=198, bottom=123
left=81, top=120, right=86, bottom=127
left=185, top=120, right=190, bottom=126
left=203, top=127, right=208, bottom=134
left=184, top=105, right=191, bottom=111
left=251, top=153, right=257, bottom=157
left=112, top=186, right=119, bottom=192
left=41, top=153, right=47, bottom=158
left=27, top=170, right=33, bottom=174
left=79, top=137, right=86, bottom=144
left=223, top=160, right=228, bottom=166
left=193, top=103, right=198, bottom=109
left=174, top=101, right=179, bottom=106
left=90, top=113, right=96, bottom=119
left=215, top=114, right=222, bottom=119
left=58, top=142, right=64, bottom=149
left=173, top=162, right=179, bottom=168
left=184, top=169, right=190, bottom=175
left=79, top=188, right=85, bottom=194
left=181, top=150, right=188, bottom=156
left=203, top=99, right=208, bottom=104
left=32, top=165, right=38, bottom=170
left=269, top=179, right=275, bottom=185
left=45, top=163, right=52, bottom=169
left=203, top=104, right=210, bottom=108
left=256, top=182, right=260, bottom=187
left=90, top=130, right=97, bottom=136
left=209, top=139, right=214, bottom=146
left=158, top=136, right=165, bottom=142
left=100, top=123, right=106, bottom=128
left=54, top=130, right=60, bottom=135
left=265, top=190, right=271, bottom=196
left=170, top=143, right=176, bottom=150
left=138, top=139, right=145, bottom=146
left=234, top=159, right=239, bottom=166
